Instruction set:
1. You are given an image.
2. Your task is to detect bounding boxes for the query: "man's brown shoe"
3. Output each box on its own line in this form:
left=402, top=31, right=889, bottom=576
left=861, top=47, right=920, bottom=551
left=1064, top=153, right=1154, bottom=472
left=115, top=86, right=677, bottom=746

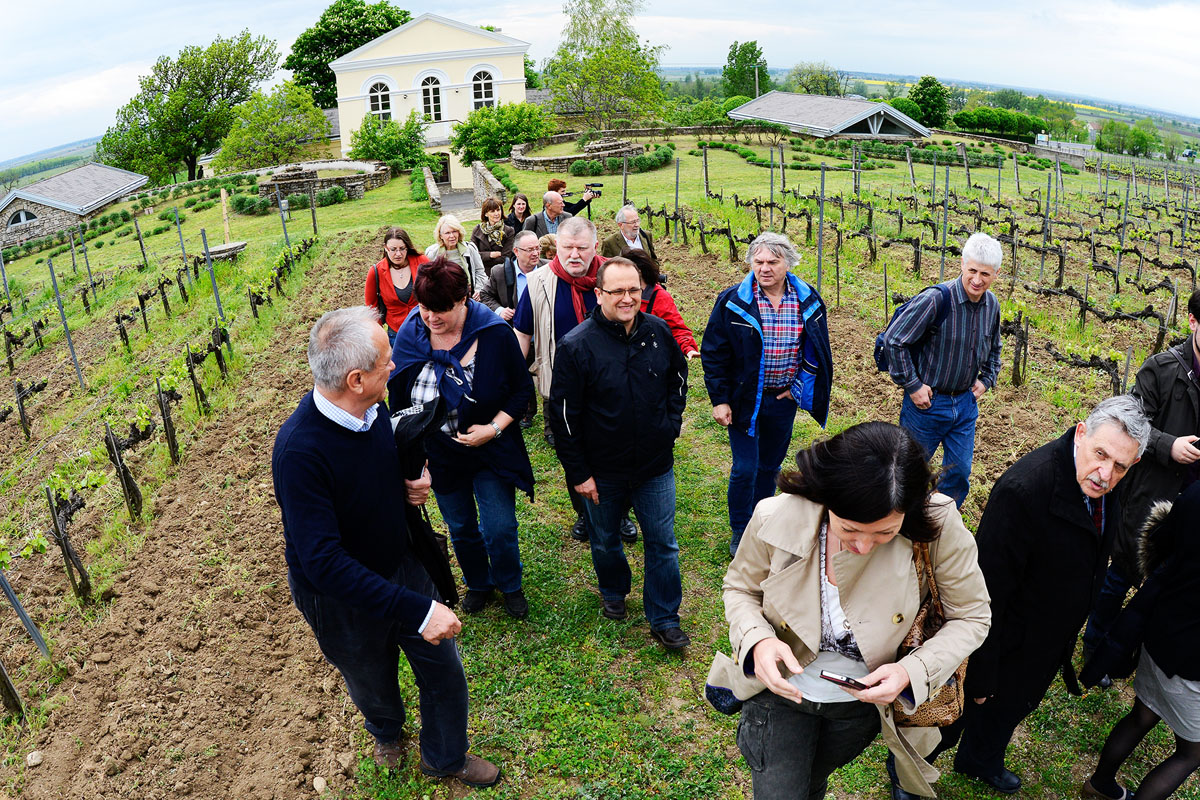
left=420, top=753, right=501, bottom=787
left=373, top=738, right=405, bottom=769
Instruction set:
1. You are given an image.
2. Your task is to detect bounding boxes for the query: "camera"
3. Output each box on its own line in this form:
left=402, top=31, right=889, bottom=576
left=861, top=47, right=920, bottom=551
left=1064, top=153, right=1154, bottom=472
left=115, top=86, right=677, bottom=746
left=584, top=183, right=604, bottom=197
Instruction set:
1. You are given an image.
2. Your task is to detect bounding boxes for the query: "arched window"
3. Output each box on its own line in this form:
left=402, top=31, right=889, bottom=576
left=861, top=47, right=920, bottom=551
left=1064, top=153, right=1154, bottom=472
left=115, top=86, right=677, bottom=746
left=421, top=76, right=442, bottom=122
left=472, top=71, right=495, bottom=110
left=6, top=209, right=36, bottom=228
left=368, top=82, right=391, bottom=121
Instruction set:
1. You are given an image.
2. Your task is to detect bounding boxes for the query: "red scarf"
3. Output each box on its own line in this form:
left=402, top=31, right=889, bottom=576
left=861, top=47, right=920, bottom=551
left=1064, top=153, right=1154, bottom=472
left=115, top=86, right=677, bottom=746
left=549, top=254, right=604, bottom=324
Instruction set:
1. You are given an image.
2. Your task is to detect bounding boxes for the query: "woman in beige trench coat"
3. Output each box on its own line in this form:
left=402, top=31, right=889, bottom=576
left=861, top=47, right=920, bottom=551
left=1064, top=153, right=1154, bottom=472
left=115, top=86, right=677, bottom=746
left=707, top=421, right=991, bottom=799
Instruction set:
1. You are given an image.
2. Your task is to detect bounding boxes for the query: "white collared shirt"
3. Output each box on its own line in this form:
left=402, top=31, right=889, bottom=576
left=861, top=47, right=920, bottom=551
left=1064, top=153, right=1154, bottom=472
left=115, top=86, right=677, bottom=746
left=313, top=387, right=377, bottom=432
left=622, top=231, right=643, bottom=251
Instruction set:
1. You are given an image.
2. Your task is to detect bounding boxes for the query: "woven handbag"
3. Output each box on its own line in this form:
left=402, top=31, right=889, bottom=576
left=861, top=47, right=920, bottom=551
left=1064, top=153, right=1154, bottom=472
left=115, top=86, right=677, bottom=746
left=891, top=541, right=968, bottom=728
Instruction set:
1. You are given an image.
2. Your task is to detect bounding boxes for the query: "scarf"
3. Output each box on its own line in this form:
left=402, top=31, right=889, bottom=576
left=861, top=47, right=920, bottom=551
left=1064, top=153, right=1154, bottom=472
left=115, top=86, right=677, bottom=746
left=549, top=254, right=603, bottom=325
left=390, top=300, right=509, bottom=409
left=480, top=220, right=506, bottom=248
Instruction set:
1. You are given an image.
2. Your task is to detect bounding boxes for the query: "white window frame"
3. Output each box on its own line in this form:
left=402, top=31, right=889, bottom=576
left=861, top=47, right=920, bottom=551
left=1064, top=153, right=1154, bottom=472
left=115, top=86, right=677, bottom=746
left=421, top=76, right=443, bottom=122
left=471, top=70, right=495, bottom=110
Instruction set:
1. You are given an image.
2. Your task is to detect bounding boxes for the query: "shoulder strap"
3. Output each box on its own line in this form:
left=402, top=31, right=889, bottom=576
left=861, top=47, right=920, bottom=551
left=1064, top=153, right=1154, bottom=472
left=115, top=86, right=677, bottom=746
left=931, top=284, right=952, bottom=329
left=643, top=283, right=659, bottom=310
left=373, top=263, right=389, bottom=320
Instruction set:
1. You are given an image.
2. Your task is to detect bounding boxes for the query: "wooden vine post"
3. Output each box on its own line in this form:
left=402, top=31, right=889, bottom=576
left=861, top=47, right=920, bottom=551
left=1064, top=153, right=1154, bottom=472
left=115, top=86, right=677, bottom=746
left=104, top=422, right=143, bottom=521
left=46, top=487, right=91, bottom=602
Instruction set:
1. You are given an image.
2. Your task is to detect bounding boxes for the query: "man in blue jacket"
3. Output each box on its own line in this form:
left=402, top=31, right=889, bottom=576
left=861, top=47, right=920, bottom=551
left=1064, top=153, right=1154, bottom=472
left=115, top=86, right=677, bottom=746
left=702, top=232, right=833, bottom=557
left=272, top=306, right=499, bottom=787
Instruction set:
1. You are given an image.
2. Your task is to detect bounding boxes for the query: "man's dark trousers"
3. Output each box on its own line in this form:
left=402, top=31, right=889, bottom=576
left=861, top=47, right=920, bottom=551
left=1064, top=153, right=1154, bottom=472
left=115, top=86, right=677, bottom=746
left=287, top=558, right=469, bottom=772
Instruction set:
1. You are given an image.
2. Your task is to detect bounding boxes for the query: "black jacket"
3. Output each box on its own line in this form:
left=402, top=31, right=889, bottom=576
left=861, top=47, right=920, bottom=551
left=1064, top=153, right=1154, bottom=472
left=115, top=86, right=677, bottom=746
left=1141, top=481, right=1200, bottom=679
left=966, top=428, right=1121, bottom=708
left=1113, top=340, right=1200, bottom=576
left=548, top=309, right=687, bottom=486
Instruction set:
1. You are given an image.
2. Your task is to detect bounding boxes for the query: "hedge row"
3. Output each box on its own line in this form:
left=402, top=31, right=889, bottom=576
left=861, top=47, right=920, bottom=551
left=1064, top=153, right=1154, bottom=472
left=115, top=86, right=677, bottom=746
left=568, top=144, right=676, bottom=176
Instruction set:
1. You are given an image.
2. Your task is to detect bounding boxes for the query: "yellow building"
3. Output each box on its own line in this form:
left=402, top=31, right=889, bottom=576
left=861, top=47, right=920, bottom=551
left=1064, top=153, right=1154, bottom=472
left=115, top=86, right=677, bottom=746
left=331, top=13, right=529, bottom=189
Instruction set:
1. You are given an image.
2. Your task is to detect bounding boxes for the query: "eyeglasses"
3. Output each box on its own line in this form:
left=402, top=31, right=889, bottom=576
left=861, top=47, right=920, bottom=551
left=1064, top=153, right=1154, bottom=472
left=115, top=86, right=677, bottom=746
left=598, top=287, right=642, bottom=298
left=514, top=245, right=540, bottom=253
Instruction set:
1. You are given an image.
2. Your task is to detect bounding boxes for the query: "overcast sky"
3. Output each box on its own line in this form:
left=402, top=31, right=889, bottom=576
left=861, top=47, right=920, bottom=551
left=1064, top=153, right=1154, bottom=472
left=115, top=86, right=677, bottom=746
left=3, top=0, right=1198, bottom=164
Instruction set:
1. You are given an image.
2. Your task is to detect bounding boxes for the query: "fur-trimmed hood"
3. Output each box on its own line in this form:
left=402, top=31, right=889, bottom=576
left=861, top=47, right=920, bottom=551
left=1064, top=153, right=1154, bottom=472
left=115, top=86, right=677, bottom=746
left=1137, top=500, right=1175, bottom=580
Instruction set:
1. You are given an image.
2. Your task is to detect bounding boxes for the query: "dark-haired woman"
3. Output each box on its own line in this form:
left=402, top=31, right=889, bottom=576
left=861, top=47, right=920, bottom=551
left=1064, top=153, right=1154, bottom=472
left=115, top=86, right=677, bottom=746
left=388, top=257, right=535, bottom=620
left=707, top=421, right=991, bottom=800
left=623, top=249, right=699, bottom=359
left=470, top=197, right=514, bottom=271
left=1083, top=481, right=1200, bottom=800
left=365, top=227, right=429, bottom=344
left=505, top=193, right=532, bottom=232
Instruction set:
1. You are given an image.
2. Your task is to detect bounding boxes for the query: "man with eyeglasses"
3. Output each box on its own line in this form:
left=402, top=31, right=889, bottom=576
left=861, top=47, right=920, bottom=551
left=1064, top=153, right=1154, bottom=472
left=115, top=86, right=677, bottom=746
left=481, top=230, right=545, bottom=428
left=548, top=256, right=690, bottom=649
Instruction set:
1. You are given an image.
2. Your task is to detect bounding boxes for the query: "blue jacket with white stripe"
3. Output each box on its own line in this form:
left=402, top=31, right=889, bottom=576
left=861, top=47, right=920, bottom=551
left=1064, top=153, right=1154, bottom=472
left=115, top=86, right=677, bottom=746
left=701, top=271, right=833, bottom=436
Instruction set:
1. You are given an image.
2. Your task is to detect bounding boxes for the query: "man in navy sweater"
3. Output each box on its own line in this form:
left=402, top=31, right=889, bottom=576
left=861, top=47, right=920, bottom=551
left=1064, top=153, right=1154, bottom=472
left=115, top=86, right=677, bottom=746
left=272, top=306, right=499, bottom=787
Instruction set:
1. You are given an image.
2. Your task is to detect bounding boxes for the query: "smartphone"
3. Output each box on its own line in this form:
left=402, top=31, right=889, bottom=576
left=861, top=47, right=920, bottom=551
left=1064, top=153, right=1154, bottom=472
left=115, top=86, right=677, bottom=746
left=820, top=670, right=872, bottom=691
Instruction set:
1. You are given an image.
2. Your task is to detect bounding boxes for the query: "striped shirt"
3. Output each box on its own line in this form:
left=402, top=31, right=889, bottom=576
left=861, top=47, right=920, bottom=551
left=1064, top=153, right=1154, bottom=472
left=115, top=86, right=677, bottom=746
left=883, top=278, right=1002, bottom=394
left=757, top=280, right=803, bottom=389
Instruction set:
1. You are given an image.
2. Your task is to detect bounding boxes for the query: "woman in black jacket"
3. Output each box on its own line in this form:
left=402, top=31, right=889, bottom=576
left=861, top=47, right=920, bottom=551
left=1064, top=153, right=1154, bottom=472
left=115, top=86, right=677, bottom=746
left=1083, top=481, right=1200, bottom=800
left=389, top=257, right=535, bottom=620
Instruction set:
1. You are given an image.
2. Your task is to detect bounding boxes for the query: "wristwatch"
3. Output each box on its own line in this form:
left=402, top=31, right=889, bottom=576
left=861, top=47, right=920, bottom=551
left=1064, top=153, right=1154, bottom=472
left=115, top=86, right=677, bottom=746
left=490, top=421, right=503, bottom=439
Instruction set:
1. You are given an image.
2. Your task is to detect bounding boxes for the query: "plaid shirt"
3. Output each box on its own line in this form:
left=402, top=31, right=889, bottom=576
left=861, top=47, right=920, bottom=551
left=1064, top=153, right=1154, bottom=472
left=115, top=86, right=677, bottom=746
left=409, top=358, right=477, bottom=436
left=757, top=281, right=803, bottom=389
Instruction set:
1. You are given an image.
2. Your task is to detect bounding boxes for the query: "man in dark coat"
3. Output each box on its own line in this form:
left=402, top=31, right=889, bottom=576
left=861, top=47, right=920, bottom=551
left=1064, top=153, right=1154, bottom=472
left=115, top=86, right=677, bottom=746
left=923, top=395, right=1150, bottom=796
left=548, top=256, right=690, bottom=650
left=1085, top=290, right=1200, bottom=655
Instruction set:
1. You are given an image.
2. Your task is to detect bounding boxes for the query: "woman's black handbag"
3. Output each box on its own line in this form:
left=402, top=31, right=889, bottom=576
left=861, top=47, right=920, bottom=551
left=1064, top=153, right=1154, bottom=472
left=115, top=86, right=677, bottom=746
left=391, top=399, right=459, bottom=608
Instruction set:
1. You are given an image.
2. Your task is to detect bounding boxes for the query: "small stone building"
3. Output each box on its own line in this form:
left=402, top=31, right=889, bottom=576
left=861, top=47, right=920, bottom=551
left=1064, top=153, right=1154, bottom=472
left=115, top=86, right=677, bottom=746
left=0, top=163, right=148, bottom=248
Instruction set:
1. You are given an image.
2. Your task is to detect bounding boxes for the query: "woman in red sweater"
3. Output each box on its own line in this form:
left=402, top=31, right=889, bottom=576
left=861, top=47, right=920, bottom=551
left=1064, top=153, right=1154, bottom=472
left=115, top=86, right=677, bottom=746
left=624, top=248, right=699, bottom=359
left=365, top=227, right=429, bottom=343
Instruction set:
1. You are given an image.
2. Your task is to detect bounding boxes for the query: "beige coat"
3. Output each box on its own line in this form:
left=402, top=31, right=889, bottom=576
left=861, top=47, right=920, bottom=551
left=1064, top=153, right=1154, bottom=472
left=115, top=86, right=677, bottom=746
left=708, top=492, right=991, bottom=797
left=523, top=265, right=560, bottom=399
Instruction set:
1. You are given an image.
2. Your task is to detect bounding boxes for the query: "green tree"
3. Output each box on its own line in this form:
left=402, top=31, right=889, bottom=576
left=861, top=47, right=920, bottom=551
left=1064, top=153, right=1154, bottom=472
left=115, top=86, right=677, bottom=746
left=785, top=61, right=844, bottom=96
left=883, top=81, right=904, bottom=100
left=947, top=86, right=968, bottom=113
left=1097, top=120, right=1130, bottom=154
left=449, top=102, right=554, bottom=165
left=888, top=97, right=923, bottom=122
left=283, top=0, right=411, bottom=108
left=347, top=110, right=427, bottom=165
left=906, top=75, right=949, bottom=127
left=988, top=88, right=1024, bottom=109
left=721, top=41, right=769, bottom=98
left=851, top=80, right=869, bottom=97
left=524, top=55, right=542, bottom=89
left=1127, top=118, right=1161, bottom=157
left=544, top=0, right=666, bottom=128
left=97, top=30, right=279, bottom=182
left=1163, top=131, right=1185, bottom=161
left=211, top=82, right=330, bottom=172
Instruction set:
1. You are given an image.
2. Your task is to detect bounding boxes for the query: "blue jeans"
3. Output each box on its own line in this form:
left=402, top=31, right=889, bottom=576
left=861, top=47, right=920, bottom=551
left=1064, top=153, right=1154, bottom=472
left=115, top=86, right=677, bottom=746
left=581, top=469, right=682, bottom=630
left=1083, top=562, right=1136, bottom=654
left=434, top=469, right=523, bottom=595
left=287, top=562, right=469, bottom=771
left=899, top=390, right=979, bottom=508
left=728, top=393, right=798, bottom=556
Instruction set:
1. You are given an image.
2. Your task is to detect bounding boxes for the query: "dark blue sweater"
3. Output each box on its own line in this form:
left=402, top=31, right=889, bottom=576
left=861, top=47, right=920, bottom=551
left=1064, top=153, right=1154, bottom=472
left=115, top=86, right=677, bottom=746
left=272, top=392, right=432, bottom=631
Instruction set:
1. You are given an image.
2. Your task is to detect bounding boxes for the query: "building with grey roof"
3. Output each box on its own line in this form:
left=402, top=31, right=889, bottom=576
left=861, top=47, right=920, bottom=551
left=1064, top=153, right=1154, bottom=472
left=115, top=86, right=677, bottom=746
left=727, top=91, right=930, bottom=139
left=0, top=162, right=147, bottom=248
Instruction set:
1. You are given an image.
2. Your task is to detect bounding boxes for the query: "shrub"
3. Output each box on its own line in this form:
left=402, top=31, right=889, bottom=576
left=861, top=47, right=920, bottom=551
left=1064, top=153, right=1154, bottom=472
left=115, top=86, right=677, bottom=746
left=206, top=187, right=222, bottom=199
left=193, top=200, right=216, bottom=211
left=93, top=240, right=104, bottom=249
left=348, top=110, right=428, bottom=168
left=631, top=154, right=653, bottom=172
left=285, top=192, right=310, bottom=210
left=410, top=169, right=429, bottom=202
left=184, top=197, right=198, bottom=208
left=116, top=227, right=132, bottom=237
left=449, top=102, right=555, bottom=166
left=569, top=159, right=590, bottom=177
left=315, top=186, right=347, bottom=207
left=606, top=156, right=623, bottom=172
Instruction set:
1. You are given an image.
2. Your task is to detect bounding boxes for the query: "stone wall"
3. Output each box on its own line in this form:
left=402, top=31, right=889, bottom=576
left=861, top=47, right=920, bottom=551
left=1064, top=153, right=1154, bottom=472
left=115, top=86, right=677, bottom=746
left=510, top=125, right=743, bottom=172
left=1027, top=145, right=1087, bottom=169
left=1, top=198, right=92, bottom=249
left=423, top=167, right=442, bottom=212
left=257, top=161, right=389, bottom=201
left=471, top=161, right=508, bottom=209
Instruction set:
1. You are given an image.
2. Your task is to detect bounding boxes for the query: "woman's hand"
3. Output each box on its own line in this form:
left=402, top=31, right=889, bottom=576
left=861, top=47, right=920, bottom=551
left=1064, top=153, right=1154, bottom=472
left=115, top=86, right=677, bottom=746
left=455, top=424, right=497, bottom=447
left=751, top=638, right=805, bottom=703
left=845, top=662, right=911, bottom=705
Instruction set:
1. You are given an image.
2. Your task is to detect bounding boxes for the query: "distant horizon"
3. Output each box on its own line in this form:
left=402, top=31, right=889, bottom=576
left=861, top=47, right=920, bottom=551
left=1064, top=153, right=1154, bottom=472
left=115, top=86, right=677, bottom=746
left=3, top=1, right=1197, bottom=164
